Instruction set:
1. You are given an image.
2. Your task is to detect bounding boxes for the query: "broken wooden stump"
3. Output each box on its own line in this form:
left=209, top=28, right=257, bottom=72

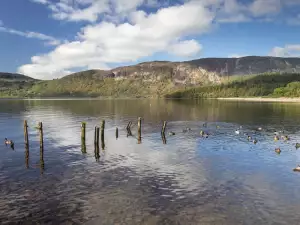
left=116, top=127, right=119, bottom=139
left=161, top=121, right=167, bottom=135
left=101, top=120, right=105, bottom=150
left=38, top=122, right=44, bottom=150
left=138, top=117, right=142, bottom=144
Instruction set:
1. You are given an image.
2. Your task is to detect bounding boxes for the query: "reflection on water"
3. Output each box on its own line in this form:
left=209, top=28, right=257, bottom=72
left=1, top=99, right=300, bottom=224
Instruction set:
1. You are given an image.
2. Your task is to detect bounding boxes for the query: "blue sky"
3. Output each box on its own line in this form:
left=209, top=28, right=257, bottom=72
left=0, top=0, right=300, bottom=79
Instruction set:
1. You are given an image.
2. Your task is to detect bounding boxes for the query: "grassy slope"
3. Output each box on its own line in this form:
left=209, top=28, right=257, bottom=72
left=0, top=74, right=179, bottom=98
left=0, top=72, right=37, bottom=98
left=0, top=80, right=36, bottom=98
left=2, top=72, right=300, bottom=98
left=165, top=73, right=300, bottom=98
left=29, top=79, right=177, bottom=98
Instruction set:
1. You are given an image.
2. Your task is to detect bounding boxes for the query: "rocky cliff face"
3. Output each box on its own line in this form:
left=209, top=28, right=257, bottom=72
left=110, top=61, right=221, bottom=86
left=93, top=56, right=300, bottom=86
left=187, top=56, right=300, bottom=76
left=4, top=56, right=300, bottom=87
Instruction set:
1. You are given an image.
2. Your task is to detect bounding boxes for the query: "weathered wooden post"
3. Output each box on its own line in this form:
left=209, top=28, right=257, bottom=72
left=161, top=121, right=167, bottom=135
left=126, top=121, right=131, bottom=130
left=101, top=120, right=105, bottom=149
left=116, top=127, right=119, bottom=139
left=81, top=122, right=86, bottom=144
left=96, top=127, right=100, bottom=160
left=137, top=117, right=142, bottom=144
left=126, top=121, right=132, bottom=137
left=24, top=120, right=29, bottom=148
left=81, top=122, right=87, bottom=153
left=94, top=126, right=97, bottom=146
left=38, top=122, right=44, bottom=149
left=94, top=127, right=97, bottom=159
left=97, top=127, right=100, bottom=147
left=39, top=123, right=44, bottom=174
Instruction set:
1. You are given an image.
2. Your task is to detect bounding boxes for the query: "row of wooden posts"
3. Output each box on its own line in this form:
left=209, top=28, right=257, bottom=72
left=80, top=118, right=168, bottom=151
left=22, top=117, right=168, bottom=166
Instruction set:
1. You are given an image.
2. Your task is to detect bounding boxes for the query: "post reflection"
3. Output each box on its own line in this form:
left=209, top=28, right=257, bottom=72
left=161, top=133, right=167, bottom=144
left=25, top=146, right=29, bottom=169
left=40, top=146, right=44, bottom=174
left=81, top=142, right=87, bottom=154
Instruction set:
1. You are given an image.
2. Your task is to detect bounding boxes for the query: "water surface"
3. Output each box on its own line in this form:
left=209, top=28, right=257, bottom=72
left=1, top=99, right=300, bottom=224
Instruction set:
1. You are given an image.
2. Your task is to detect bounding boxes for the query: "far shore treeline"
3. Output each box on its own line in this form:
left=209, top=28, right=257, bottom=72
left=1, top=72, right=300, bottom=99
left=165, top=73, right=300, bottom=99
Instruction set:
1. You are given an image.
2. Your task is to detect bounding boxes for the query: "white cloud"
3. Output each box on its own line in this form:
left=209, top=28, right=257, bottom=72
left=269, top=45, right=300, bottom=57
left=284, top=0, right=300, bottom=6
left=213, top=0, right=289, bottom=23
left=168, top=40, right=202, bottom=57
left=19, top=1, right=214, bottom=79
left=30, top=0, right=48, bottom=4
left=50, top=0, right=110, bottom=22
left=29, top=0, right=110, bottom=22
left=269, top=47, right=286, bottom=57
left=19, top=0, right=300, bottom=79
left=218, top=13, right=250, bottom=23
left=0, top=25, right=61, bottom=46
left=29, top=0, right=164, bottom=23
left=222, top=0, right=246, bottom=14
left=228, top=54, right=246, bottom=58
left=249, top=0, right=281, bottom=17
left=28, top=0, right=299, bottom=25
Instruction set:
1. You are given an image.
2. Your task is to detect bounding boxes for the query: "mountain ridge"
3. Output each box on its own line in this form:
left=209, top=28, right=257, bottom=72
left=3, top=56, right=300, bottom=81
left=54, top=56, right=300, bottom=81
left=0, top=72, right=37, bottom=81
left=1, top=56, right=300, bottom=98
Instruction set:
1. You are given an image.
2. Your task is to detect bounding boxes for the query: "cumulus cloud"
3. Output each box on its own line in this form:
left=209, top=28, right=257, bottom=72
left=284, top=0, right=300, bottom=6
left=218, top=13, right=250, bottom=23
left=214, top=0, right=299, bottom=23
left=168, top=40, right=202, bottom=57
left=211, top=0, right=274, bottom=23
left=0, top=25, right=61, bottom=46
left=249, top=0, right=281, bottom=17
left=29, top=0, right=164, bottom=22
left=19, top=0, right=300, bottom=79
left=30, top=0, right=48, bottom=4
left=32, top=0, right=284, bottom=24
left=19, top=1, right=214, bottom=79
left=269, top=45, right=300, bottom=57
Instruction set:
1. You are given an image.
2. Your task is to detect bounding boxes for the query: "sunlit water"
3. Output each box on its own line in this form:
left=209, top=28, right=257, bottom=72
left=1, top=99, right=300, bottom=224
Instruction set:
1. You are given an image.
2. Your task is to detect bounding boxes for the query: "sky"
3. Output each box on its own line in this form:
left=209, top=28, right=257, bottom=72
left=0, top=0, right=300, bottom=80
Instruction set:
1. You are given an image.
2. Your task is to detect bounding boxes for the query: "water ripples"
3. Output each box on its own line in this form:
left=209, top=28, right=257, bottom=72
left=1, top=100, right=300, bottom=224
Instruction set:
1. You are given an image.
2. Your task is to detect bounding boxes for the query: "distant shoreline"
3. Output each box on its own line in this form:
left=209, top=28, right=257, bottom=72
left=217, top=97, right=300, bottom=103
left=1, top=96, right=300, bottom=102
left=0, top=96, right=153, bottom=100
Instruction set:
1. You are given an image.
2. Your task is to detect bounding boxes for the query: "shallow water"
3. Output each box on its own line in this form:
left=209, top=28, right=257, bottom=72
left=1, top=99, right=300, bottom=224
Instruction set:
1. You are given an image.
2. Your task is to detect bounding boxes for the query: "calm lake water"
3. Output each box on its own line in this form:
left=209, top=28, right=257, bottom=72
left=1, top=99, right=300, bottom=224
